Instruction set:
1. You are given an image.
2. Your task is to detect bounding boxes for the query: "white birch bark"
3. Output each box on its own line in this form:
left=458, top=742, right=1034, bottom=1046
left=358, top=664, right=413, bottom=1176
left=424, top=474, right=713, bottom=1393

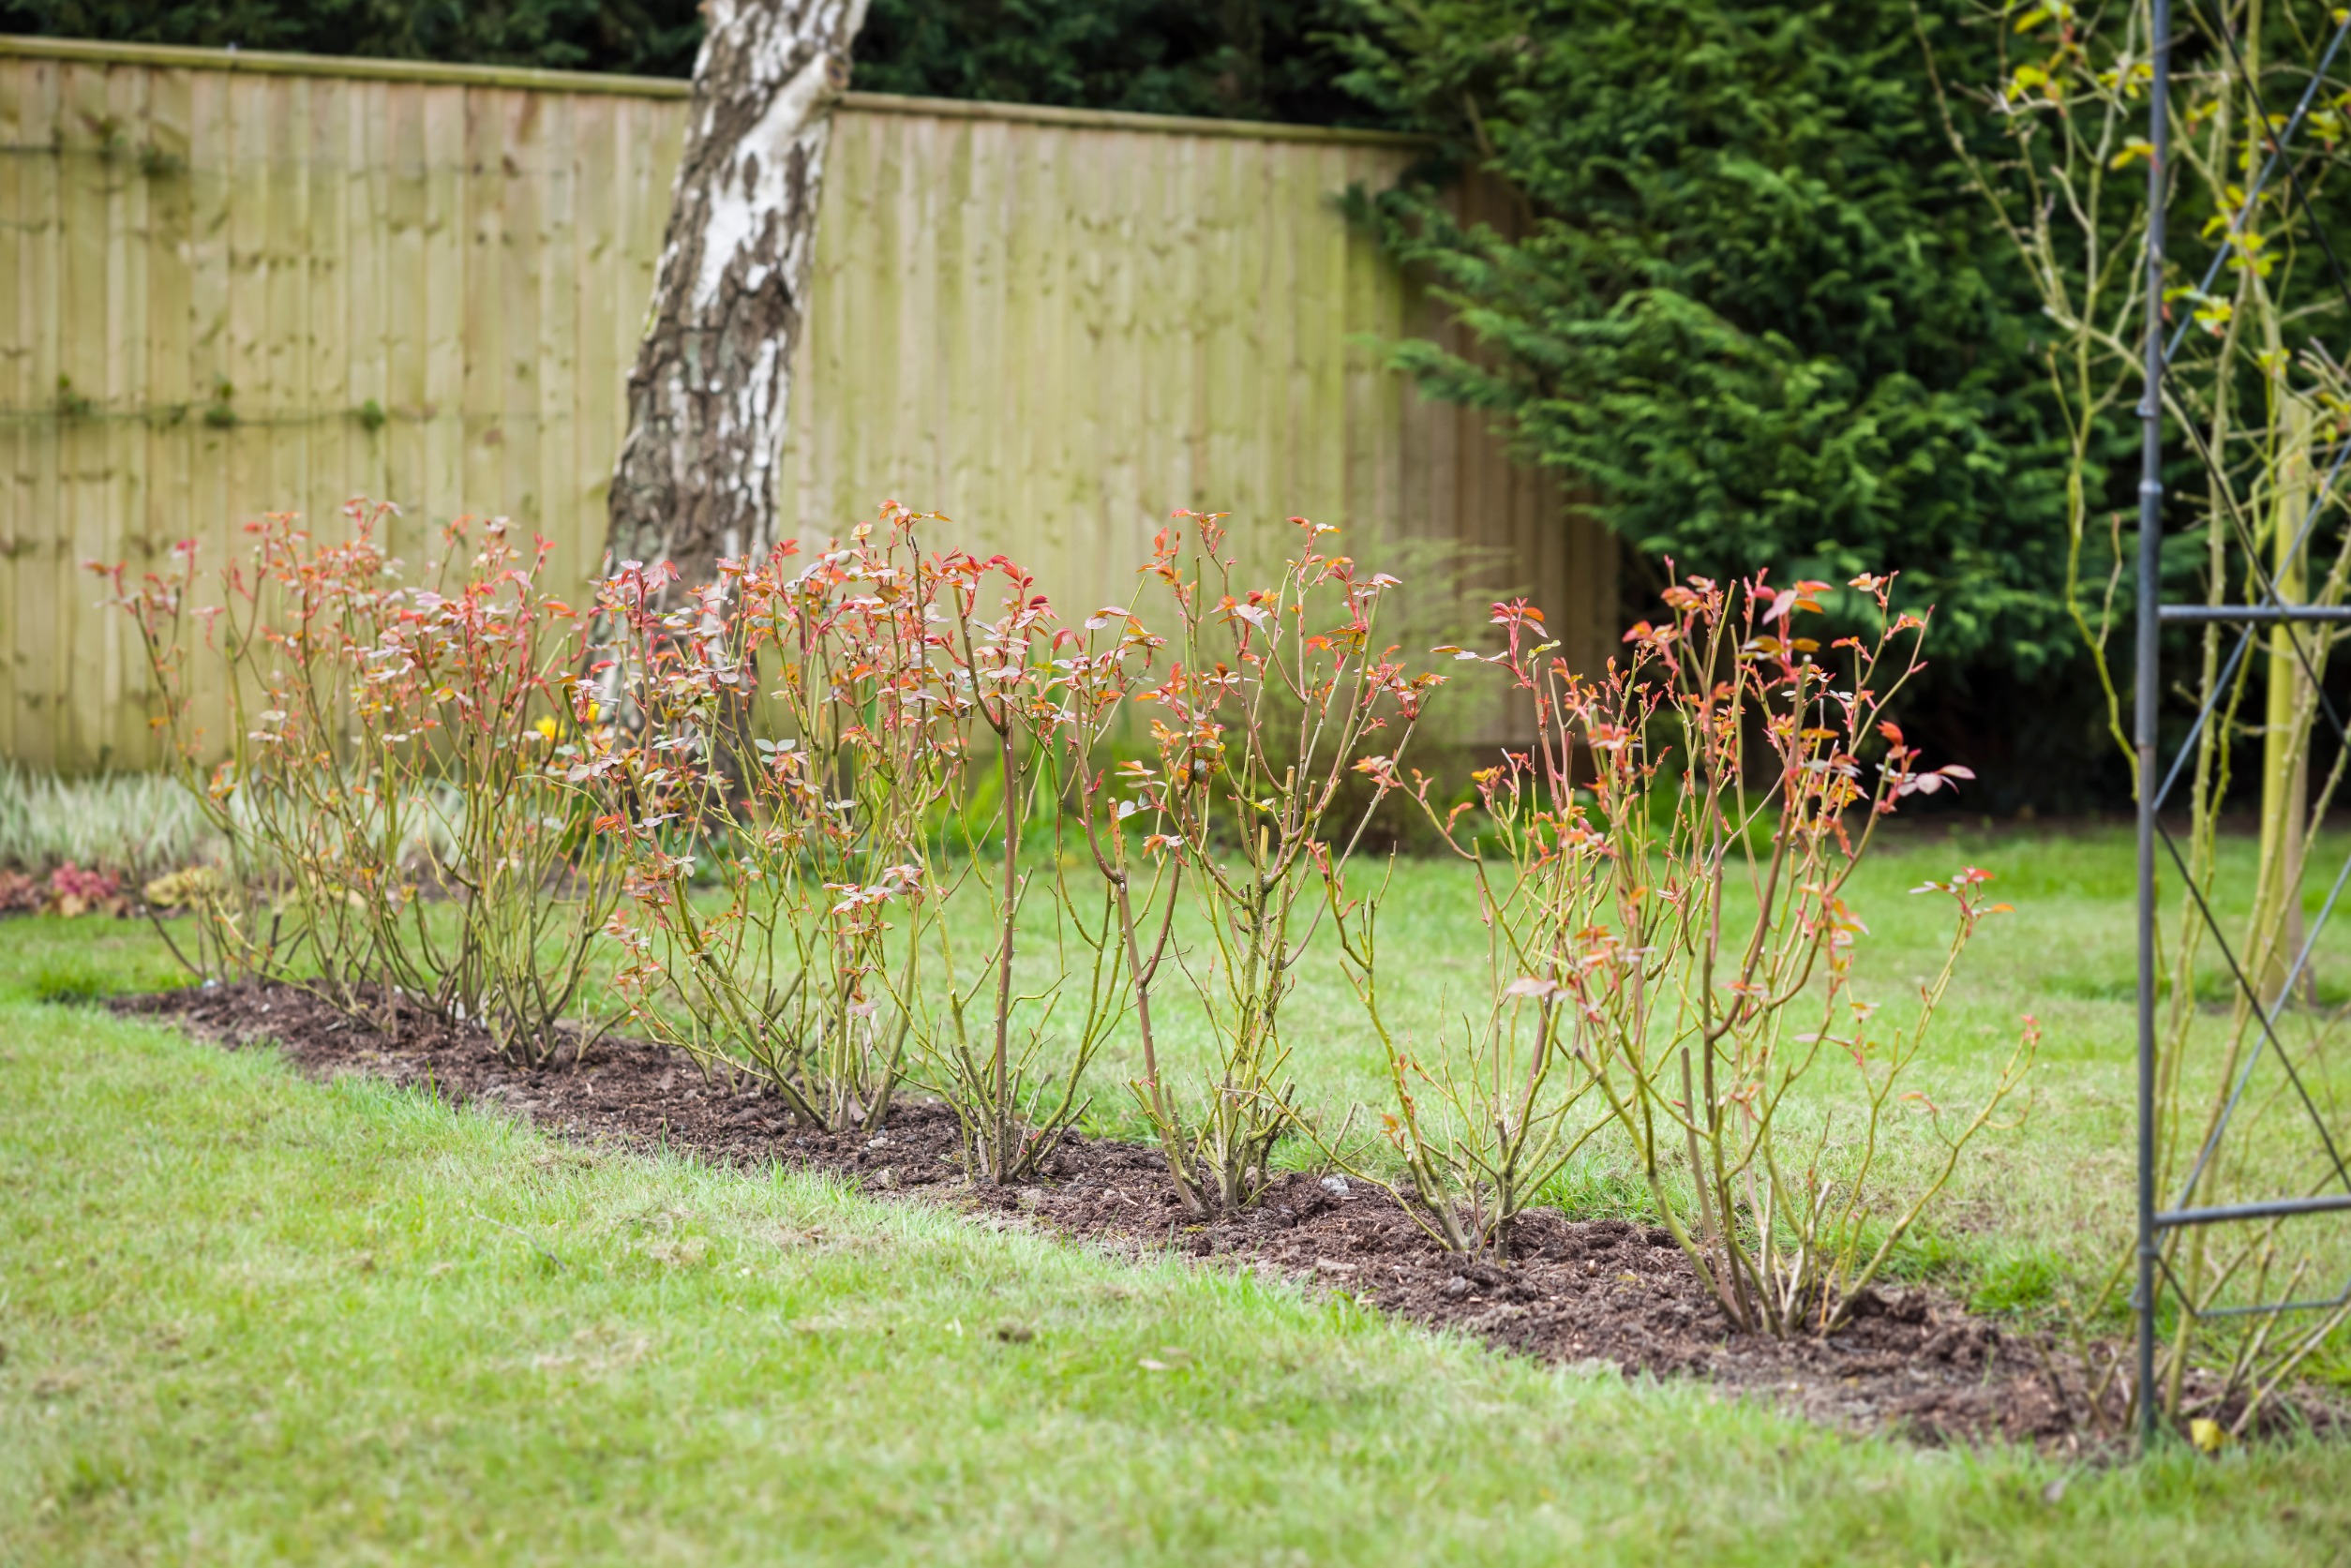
left=606, top=0, right=870, bottom=581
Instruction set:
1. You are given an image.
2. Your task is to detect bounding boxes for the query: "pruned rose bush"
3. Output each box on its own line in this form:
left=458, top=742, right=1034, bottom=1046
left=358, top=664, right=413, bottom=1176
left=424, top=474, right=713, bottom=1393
left=97, top=501, right=622, bottom=1063
left=108, top=501, right=2028, bottom=1340
left=1090, top=513, right=1443, bottom=1214
left=595, top=520, right=951, bottom=1134
left=1322, top=572, right=2034, bottom=1335
left=596, top=505, right=1147, bottom=1182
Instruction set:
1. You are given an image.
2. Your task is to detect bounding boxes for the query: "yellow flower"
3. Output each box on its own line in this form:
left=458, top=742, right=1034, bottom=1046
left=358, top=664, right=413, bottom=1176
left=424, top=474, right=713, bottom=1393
left=533, top=716, right=559, bottom=742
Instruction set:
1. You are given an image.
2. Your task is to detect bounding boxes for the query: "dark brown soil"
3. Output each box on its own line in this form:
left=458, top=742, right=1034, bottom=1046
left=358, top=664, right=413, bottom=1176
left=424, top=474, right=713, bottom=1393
left=111, top=979, right=2327, bottom=1453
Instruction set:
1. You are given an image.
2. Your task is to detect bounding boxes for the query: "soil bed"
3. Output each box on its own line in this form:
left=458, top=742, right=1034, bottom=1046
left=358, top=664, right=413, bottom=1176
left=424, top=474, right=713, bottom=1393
left=112, top=979, right=2319, bottom=1452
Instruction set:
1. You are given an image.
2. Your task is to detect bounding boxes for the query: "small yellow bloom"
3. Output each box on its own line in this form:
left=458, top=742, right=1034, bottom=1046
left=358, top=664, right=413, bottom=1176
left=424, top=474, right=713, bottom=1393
left=534, top=716, right=559, bottom=742
left=2190, top=1418, right=2225, bottom=1454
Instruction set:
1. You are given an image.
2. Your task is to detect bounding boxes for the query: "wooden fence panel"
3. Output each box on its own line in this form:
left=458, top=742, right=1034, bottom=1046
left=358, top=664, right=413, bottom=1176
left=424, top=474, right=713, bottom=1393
left=0, top=37, right=1612, bottom=770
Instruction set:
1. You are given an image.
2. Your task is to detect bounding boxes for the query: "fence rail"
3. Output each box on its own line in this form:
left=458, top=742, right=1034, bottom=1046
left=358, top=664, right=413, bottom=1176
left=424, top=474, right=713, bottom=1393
left=0, top=37, right=1612, bottom=771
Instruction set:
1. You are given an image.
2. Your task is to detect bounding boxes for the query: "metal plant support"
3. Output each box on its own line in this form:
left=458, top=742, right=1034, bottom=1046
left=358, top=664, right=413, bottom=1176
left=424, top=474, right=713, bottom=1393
left=2136, top=0, right=2351, bottom=1449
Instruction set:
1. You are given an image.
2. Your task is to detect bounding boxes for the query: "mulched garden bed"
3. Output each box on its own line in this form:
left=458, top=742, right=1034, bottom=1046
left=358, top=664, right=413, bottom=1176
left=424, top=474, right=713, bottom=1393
left=111, top=978, right=2329, bottom=1454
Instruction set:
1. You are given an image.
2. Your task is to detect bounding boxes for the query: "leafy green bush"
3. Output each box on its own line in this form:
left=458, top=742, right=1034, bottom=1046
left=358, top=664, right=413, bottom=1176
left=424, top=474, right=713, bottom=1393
left=856, top=0, right=1379, bottom=125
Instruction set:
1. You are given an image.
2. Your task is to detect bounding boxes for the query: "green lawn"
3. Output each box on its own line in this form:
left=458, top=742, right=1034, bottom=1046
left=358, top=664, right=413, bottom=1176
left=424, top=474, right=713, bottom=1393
left=3, top=826, right=2350, bottom=1564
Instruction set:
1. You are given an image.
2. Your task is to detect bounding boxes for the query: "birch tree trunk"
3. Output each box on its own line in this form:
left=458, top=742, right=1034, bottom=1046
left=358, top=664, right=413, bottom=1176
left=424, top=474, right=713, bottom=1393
left=606, top=0, right=870, bottom=583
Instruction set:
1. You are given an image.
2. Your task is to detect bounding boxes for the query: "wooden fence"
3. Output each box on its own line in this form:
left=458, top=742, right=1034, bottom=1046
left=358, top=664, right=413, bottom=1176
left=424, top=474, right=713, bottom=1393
left=0, top=37, right=1614, bottom=771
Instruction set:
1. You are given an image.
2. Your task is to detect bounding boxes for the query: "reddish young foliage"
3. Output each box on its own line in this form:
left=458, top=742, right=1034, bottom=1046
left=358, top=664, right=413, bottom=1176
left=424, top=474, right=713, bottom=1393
left=97, top=501, right=621, bottom=1062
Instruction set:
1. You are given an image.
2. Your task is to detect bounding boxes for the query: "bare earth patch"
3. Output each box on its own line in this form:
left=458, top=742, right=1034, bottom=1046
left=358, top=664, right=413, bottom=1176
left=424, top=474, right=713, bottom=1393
left=112, top=980, right=2329, bottom=1453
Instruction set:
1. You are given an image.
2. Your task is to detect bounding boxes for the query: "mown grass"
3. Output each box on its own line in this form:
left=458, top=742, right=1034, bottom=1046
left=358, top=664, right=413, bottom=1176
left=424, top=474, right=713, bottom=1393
left=3, top=833, right=2351, bottom=1564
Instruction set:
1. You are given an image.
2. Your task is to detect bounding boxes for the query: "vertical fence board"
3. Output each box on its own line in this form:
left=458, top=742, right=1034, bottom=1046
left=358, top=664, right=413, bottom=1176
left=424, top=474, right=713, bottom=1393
left=343, top=80, right=383, bottom=513
left=139, top=65, right=193, bottom=752
left=31, top=60, right=66, bottom=767
left=223, top=72, right=266, bottom=605
left=95, top=63, right=148, bottom=762
left=183, top=67, right=230, bottom=755
left=304, top=76, right=348, bottom=562
left=0, top=63, right=45, bottom=760
left=0, top=61, right=23, bottom=760
left=421, top=84, right=465, bottom=539
left=459, top=88, right=498, bottom=530
left=380, top=80, right=424, bottom=566
left=263, top=75, right=306, bottom=528
left=499, top=91, right=543, bottom=545
left=534, top=90, right=574, bottom=578
left=55, top=64, right=110, bottom=767
left=568, top=92, right=614, bottom=575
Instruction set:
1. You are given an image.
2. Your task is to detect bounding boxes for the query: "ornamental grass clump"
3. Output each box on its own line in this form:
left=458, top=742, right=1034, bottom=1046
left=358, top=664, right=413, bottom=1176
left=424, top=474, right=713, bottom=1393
left=0, top=762, right=222, bottom=885
left=98, top=502, right=622, bottom=1063
left=1104, top=514, right=1442, bottom=1214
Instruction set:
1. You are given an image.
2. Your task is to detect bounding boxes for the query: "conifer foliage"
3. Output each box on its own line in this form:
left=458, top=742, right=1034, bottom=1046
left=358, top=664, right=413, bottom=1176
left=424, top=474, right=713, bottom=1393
left=1327, top=0, right=2100, bottom=675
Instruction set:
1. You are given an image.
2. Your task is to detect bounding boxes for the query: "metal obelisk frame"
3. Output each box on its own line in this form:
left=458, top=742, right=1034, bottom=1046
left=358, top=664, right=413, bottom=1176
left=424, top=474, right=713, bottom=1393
left=2134, top=0, right=2351, bottom=1451
left=2132, top=0, right=2170, bottom=1455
